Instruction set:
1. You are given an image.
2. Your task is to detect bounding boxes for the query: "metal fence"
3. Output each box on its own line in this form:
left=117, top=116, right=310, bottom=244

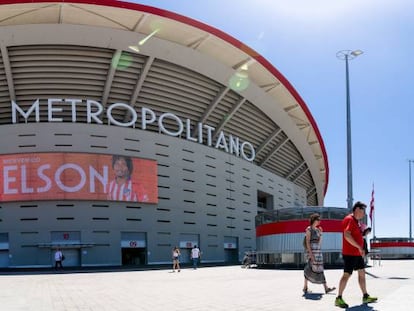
left=255, top=206, right=349, bottom=268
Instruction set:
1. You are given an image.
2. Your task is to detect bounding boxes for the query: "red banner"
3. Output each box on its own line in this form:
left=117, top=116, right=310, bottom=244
left=0, top=153, right=158, bottom=203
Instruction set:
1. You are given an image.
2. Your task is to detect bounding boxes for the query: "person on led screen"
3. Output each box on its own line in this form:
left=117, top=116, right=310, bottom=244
left=107, top=155, right=149, bottom=202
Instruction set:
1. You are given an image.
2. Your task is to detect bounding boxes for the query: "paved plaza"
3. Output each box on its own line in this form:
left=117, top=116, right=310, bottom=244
left=0, top=259, right=412, bottom=311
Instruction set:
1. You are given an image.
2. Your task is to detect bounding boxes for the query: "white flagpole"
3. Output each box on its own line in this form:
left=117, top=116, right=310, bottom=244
left=373, top=207, right=375, bottom=238
left=370, top=183, right=375, bottom=238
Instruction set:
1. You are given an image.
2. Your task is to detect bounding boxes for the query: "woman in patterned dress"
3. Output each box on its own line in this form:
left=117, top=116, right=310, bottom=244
left=303, top=213, right=336, bottom=294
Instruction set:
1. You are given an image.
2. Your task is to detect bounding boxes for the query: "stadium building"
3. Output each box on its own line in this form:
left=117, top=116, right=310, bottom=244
left=370, top=237, right=414, bottom=259
left=0, top=0, right=329, bottom=268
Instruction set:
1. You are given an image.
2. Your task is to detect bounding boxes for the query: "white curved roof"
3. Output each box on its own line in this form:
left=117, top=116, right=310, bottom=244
left=0, top=0, right=328, bottom=205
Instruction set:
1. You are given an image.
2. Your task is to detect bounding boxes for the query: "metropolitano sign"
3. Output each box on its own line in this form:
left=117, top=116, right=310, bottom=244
left=11, top=99, right=256, bottom=161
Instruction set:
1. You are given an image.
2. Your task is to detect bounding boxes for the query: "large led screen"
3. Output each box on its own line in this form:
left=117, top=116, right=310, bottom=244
left=0, top=153, right=158, bottom=203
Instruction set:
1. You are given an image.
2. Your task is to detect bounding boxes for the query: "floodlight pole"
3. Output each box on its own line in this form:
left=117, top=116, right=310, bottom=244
left=409, top=159, right=413, bottom=240
left=336, top=50, right=363, bottom=210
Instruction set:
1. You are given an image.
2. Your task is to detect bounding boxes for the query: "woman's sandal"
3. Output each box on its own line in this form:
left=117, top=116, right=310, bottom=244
left=325, top=287, right=336, bottom=294
left=303, top=287, right=309, bottom=294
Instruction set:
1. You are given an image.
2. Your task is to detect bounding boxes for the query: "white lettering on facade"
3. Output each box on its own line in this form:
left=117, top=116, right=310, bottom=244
left=4, top=165, right=18, bottom=194
left=107, top=103, right=136, bottom=127
left=229, top=135, right=240, bottom=157
left=141, top=107, right=156, bottom=130
left=241, top=141, right=255, bottom=161
left=12, top=99, right=40, bottom=123
left=48, top=98, right=63, bottom=122
left=204, top=124, right=215, bottom=147
left=89, top=166, right=108, bottom=193
left=21, top=165, right=34, bottom=193
left=185, top=119, right=198, bottom=143
left=11, top=99, right=256, bottom=161
left=2, top=163, right=109, bottom=195
left=215, top=131, right=229, bottom=152
left=37, top=164, right=52, bottom=192
left=66, top=98, right=82, bottom=122
left=55, top=164, right=87, bottom=192
left=158, top=113, right=183, bottom=136
left=87, top=100, right=103, bottom=124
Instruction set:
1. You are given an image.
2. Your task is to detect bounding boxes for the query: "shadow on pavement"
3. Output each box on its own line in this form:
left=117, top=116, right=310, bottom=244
left=346, top=304, right=377, bottom=311
left=366, top=270, right=410, bottom=280
left=302, top=292, right=323, bottom=300
left=365, top=271, right=380, bottom=279
left=0, top=265, right=173, bottom=276
left=0, top=263, right=233, bottom=276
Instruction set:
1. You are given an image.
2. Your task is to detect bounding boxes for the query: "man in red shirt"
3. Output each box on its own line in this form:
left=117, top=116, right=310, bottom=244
left=335, top=201, right=378, bottom=308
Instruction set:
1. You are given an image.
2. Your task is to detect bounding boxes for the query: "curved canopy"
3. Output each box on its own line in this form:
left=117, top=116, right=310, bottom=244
left=0, top=0, right=329, bottom=205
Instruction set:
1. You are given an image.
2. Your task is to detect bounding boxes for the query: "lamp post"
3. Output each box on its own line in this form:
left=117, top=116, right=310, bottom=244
left=409, top=160, right=413, bottom=240
left=336, top=50, right=363, bottom=210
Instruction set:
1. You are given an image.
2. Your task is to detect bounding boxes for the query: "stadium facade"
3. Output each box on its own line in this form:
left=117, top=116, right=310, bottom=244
left=370, top=238, right=414, bottom=259
left=0, top=0, right=329, bottom=268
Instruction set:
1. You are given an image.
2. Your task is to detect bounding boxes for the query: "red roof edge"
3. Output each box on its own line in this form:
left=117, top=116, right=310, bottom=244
left=1, top=0, right=329, bottom=196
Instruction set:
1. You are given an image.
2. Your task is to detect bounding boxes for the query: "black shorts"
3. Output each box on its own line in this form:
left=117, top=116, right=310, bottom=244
left=342, top=255, right=365, bottom=274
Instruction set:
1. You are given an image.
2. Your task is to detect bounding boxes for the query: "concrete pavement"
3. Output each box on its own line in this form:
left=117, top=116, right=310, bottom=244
left=0, top=259, right=412, bottom=310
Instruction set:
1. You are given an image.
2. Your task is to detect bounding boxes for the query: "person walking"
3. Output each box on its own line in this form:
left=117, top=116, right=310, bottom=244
left=54, top=248, right=64, bottom=270
left=190, top=245, right=201, bottom=269
left=362, top=225, right=372, bottom=255
left=335, top=201, right=378, bottom=308
left=172, top=246, right=181, bottom=272
left=303, top=213, right=336, bottom=294
left=359, top=223, right=372, bottom=266
left=241, top=252, right=251, bottom=268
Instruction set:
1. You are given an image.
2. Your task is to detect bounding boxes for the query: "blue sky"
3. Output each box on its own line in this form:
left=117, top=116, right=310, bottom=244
left=126, top=0, right=414, bottom=238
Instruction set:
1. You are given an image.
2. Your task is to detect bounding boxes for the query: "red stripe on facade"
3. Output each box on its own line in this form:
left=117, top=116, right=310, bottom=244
left=371, top=242, right=414, bottom=248
left=256, top=219, right=343, bottom=237
left=0, top=0, right=329, bottom=195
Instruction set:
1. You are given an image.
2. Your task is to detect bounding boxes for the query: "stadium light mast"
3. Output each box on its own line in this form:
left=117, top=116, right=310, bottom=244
left=336, top=49, right=363, bottom=210
left=409, top=159, right=413, bottom=240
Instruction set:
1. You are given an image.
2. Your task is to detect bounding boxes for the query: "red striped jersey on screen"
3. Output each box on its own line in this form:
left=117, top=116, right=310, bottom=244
left=107, top=179, right=148, bottom=202
left=106, top=155, right=149, bottom=202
